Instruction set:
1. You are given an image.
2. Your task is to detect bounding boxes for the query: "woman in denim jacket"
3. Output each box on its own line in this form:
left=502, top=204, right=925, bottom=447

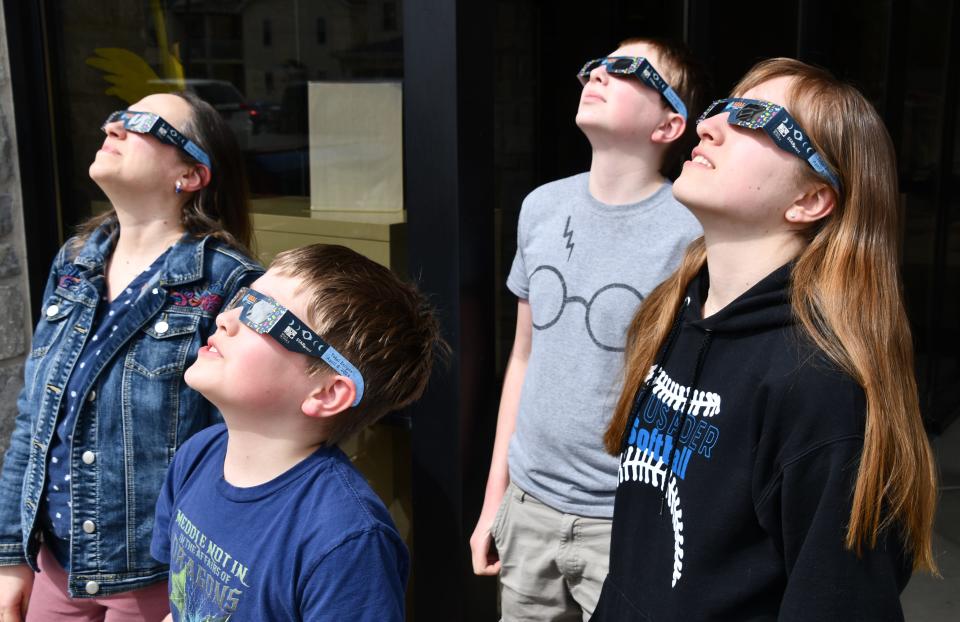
left=0, top=92, right=263, bottom=620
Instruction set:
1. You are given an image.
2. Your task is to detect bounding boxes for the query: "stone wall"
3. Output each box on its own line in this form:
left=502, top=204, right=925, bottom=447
left=0, top=8, right=35, bottom=453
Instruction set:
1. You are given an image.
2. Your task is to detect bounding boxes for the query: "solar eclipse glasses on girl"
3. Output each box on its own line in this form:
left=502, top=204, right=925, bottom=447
left=577, top=56, right=688, bottom=120
left=225, top=287, right=365, bottom=406
left=102, top=110, right=212, bottom=168
left=698, top=98, right=841, bottom=192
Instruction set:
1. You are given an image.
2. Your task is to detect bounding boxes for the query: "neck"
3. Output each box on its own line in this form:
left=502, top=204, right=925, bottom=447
left=112, top=216, right=185, bottom=260
left=701, top=224, right=805, bottom=318
left=587, top=141, right=666, bottom=205
left=220, top=413, right=328, bottom=488
left=103, top=204, right=186, bottom=298
left=106, top=188, right=186, bottom=256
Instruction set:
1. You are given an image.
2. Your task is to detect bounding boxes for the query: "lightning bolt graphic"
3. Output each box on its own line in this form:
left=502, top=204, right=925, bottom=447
left=562, top=215, right=575, bottom=261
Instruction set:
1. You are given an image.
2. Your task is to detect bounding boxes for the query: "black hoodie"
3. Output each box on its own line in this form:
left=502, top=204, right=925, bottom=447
left=591, top=263, right=911, bottom=622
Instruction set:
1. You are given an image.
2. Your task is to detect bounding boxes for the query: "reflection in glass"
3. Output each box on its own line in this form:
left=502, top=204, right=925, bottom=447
left=53, top=0, right=404, bottom=212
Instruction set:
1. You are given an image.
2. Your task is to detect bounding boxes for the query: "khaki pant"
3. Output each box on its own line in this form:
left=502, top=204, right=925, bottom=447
left=492, top=482, right=612, bottom=622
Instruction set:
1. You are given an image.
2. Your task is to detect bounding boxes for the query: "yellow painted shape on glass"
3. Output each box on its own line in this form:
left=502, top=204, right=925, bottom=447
left=85, top=47, right=185, bottom=104
left=150, top=0, right=185, bottom=84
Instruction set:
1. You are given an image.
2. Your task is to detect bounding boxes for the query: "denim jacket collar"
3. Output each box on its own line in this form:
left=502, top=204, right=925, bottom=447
left=72, top=218, right=210, bottom=287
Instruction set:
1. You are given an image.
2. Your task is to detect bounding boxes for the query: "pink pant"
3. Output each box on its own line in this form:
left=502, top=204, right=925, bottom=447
left=27, top=545, right=169, bottom=621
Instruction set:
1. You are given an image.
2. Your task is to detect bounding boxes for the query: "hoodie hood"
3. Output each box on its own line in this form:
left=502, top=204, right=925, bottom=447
left=686, top=261, right=795, bottom=335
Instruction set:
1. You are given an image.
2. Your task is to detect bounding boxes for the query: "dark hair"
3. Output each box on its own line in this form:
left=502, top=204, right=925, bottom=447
left=74, top=91, right=253, bottom=253
left=271, top=244, right=449, bottom=443
left=619, top=37, right=711, bottom=179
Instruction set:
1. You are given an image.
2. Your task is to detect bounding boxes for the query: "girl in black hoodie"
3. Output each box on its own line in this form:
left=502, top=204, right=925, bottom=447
left=592, top=59, right=938, bottom=621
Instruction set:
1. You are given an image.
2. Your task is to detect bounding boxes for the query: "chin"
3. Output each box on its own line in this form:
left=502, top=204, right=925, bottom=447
left=183, top=363, right=205, bottom=392
left=88, top=162, right=105, bottom=182
left=671, top=171, right=697, bottom=205
left=87, top=162, right=116, bottom=188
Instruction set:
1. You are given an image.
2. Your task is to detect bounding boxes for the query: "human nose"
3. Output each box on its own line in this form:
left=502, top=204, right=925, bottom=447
left=589, top=64, right=609, bottom=85
left=696, top=113, right=723, bottom=144
left=103, top=120, right=126, bottom=139
left=215, top=307, right=241, bottom=336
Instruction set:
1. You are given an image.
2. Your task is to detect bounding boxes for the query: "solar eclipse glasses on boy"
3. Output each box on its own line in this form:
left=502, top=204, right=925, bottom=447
left=577, top=56, right=688, bottom=120
left=698, top=98, right=841, bottom=192
left=225, top=287, right=365, bottom=406
left=102, top=110, right=212, bottom=168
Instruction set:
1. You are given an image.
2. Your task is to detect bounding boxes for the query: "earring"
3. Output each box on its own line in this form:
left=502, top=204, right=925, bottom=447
left=787, top=210, right=796, bottom=221
left=175, top=180, right=183, bottom=194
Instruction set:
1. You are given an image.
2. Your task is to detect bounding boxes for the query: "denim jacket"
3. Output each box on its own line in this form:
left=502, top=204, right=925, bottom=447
left=0, top=221, right=262, bottom=597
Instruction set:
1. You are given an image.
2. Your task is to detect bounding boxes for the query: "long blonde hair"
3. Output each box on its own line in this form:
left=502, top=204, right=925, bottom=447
left=604, top=58, right=938, bottom=573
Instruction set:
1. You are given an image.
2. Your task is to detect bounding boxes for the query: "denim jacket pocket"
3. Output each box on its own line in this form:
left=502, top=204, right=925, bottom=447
left=30, top=296, right=76, bottom=357
left=127, top=312, right=202, bottom=378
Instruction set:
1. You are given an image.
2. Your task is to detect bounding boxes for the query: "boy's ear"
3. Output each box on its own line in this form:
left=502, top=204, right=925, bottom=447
left=301, top=375, right=357, bottom=419
left=650, top=112, right=686, bottom=145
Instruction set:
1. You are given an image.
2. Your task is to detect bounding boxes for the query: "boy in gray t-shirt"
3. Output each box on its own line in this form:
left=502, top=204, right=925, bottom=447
left=470, top=38, right=707, bottom=619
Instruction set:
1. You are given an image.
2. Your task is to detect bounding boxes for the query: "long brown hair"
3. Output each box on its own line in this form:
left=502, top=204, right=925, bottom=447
left=74, top=91, right=253, bottom=253
left=604, top=58, right=938, bottom=573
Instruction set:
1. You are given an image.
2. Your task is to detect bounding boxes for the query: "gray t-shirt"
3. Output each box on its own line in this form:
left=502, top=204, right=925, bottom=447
left=507, top=172, right=702, bottom=517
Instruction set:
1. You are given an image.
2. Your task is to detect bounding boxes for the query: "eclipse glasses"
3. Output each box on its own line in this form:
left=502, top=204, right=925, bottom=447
left=698, top=98, right=841, bottom=192
left=103, top=110, right=212, bottom=169
left=577, top=56, right=688, bottom=120
left=225, top=287, right=365, bottom=406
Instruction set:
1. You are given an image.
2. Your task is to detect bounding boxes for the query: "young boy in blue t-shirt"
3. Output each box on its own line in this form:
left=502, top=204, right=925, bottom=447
left=151, top=244, right=444, bottom=621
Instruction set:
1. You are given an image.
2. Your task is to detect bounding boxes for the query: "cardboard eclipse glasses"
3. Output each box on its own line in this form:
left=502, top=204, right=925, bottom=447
left=577, top=56, right=688, bottom=120
left=698, top=97, right=841, bottom=192
left=225, top=287, right=365, bottom=407
left=103, top=110, right=212, bottom=169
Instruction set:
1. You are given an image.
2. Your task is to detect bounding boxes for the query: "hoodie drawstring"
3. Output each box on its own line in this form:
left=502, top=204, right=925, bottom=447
left=620, top=298, right=689, bottom=454
left=659, top=328, right=714, bottom=515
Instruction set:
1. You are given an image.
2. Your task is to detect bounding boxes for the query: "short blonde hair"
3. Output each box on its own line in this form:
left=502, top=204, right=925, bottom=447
left=270, top=244, right=446, bottom=442
left=618, top=37, right=710, bottom=178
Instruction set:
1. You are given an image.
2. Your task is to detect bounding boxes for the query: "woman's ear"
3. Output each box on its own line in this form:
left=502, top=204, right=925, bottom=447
left=178, top=164, right=211, bottom=193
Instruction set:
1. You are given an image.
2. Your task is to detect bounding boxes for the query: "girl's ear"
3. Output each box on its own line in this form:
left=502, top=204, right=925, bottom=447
left=786, top=184, right=835, bottom=225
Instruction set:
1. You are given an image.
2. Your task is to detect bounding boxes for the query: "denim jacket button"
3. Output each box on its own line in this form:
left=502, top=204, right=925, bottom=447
left=46, top=304, right=59, bottom=317
left=82, top=520, right=96, bottom=534
left=81, top=451, right=96, bottom=465
left=154, top=321, right=169, bottom=334
left=87, top=390, right=96, bottom=402
left=85, top=581, right=99, bottom=595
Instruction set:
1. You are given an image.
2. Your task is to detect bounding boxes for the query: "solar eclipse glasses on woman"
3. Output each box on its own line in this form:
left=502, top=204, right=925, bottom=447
left=102, top=110, right=212, bottom=168
left=225, top=287, right=365, bottom=406
left=577, top=56, right=688, bottom=120
left=698, top=98, right=841, bottom=192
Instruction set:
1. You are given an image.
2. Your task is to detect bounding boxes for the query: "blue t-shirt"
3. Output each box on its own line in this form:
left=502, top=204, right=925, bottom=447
left=151, top=424, right=408, bottom=621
